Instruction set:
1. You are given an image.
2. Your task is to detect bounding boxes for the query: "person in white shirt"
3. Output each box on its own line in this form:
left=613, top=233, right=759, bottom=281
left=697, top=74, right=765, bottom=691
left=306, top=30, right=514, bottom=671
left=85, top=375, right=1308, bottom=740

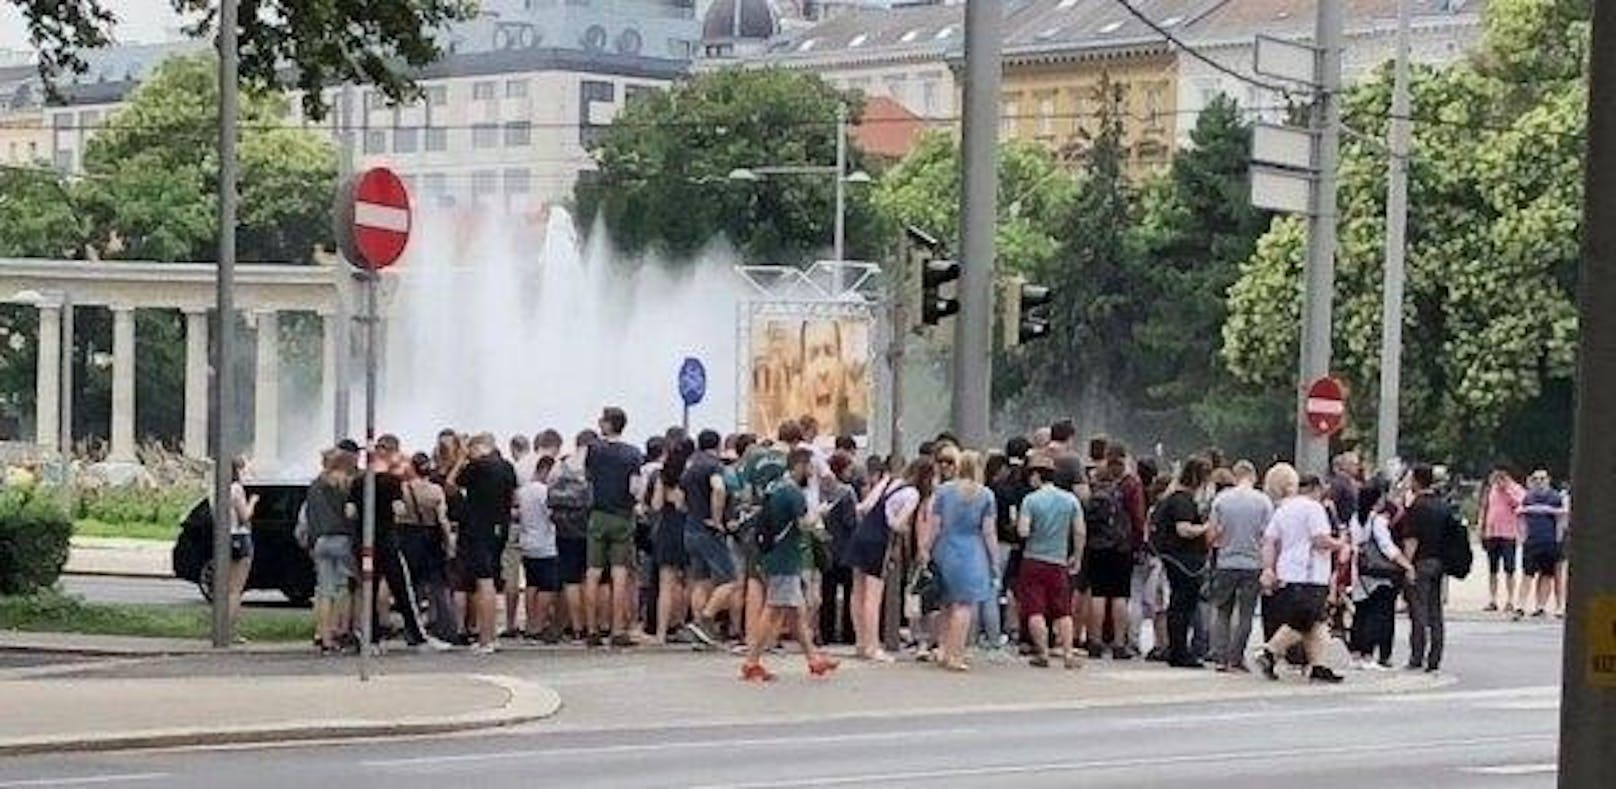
left=517, top=456, right=560, bottom=640
left=1254, top=464, right=1349, bottom=683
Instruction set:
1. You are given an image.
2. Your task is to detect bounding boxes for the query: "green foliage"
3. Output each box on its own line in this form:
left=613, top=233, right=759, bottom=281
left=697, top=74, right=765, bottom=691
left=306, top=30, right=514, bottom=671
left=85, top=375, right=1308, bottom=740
left=872, top=132, right=1079, bottom=274
left=0, top=589, right=311, bottom=641
left=77, top=55, right=337, bottom=263
left=575, top=68, right=880, bottom=265
left=72, top=518, right=180, bottom=542
left=0, top=166, right=85, bottom=257
left=74, top=482, right=204, bottom=533
left=0, top=487, right=72, bottom=595
left=12, top=0, right=477, bottom=118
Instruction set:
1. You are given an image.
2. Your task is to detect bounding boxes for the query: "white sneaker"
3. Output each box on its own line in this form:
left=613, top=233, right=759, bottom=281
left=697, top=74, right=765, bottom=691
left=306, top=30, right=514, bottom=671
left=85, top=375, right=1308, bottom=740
left=470, top=642, right=498, bottom=656
left=419, top=636, right=454, bottom=653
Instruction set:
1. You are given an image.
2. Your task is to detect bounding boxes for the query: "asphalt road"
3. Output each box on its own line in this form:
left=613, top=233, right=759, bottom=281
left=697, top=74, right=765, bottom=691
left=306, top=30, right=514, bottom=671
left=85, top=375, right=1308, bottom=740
left=0, top=616, right=1567, bottom=788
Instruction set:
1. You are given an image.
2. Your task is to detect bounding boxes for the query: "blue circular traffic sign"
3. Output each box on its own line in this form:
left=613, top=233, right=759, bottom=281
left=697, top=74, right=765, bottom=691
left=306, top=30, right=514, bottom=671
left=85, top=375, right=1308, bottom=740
left=678, top=357, right=707, bottom=407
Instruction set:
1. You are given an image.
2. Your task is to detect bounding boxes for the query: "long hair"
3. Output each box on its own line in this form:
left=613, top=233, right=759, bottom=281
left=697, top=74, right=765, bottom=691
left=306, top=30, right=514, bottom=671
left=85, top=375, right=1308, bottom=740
left=905, top=456, right=937, bottom=500
left=956, top=450, right=984, bottom=498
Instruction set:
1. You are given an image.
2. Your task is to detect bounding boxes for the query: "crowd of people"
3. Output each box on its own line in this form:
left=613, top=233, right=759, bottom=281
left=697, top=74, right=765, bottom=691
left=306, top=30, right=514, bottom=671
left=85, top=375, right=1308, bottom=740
left=262, top=408, right=1557, bottom=683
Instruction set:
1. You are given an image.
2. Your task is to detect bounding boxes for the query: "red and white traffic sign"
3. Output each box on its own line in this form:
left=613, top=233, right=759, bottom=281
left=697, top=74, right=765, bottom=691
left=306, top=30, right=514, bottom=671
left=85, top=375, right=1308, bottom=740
left=1305, top=376, right=1346, bottom=436
left=336, top=167, right=412, bottom=270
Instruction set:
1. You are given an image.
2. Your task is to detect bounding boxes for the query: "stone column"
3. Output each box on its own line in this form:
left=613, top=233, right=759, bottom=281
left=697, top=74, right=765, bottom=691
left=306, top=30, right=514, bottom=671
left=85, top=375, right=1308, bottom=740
left=109, top=305, right=136, bottom=461
left=320, top=311, right=339, bottom=444
left=252, top=309, right=280, bottom=464
left=183, top=308, right=210, bottom=459
left=34, top=304, right=61, bottom=449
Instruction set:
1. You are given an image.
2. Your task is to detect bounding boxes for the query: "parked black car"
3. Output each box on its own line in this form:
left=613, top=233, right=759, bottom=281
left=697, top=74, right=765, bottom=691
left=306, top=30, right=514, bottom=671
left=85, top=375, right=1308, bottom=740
left=172, top=482, right=316, bottom=605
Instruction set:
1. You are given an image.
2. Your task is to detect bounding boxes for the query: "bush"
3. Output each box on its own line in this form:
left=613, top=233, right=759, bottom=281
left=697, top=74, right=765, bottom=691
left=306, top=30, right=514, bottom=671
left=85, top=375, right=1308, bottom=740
left=74, top=483, right=204, bottom=532
left=0, top=487, right=73, bottom=594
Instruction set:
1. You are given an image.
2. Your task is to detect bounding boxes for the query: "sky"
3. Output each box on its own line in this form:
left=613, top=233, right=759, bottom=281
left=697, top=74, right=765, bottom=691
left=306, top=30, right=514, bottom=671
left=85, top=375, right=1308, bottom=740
left=0, top=0, right=188, bottom=52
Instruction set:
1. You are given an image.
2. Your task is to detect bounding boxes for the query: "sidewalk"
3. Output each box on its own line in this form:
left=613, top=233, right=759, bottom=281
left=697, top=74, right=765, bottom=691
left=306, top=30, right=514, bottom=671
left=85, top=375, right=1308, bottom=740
left=0, top=673, right=560, bottom=755
left=0, top=631, right=307, bottom=656
left=65, top=536, right=171, bottom=578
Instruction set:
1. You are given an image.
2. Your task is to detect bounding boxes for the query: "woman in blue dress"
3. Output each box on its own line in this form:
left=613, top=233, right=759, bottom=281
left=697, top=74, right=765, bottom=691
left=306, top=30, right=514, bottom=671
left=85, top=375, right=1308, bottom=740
left=922, top=450, right=998, bottom=671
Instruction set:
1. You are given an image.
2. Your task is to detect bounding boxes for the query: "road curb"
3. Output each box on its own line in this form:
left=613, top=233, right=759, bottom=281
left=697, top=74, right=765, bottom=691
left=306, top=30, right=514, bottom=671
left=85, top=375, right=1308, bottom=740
left=0, top=674, right=561, bottom=757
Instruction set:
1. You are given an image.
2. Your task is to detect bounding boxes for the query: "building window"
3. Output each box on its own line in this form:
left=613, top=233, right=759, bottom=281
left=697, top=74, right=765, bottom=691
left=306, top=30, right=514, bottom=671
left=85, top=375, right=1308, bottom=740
left=364, top=91, right=385, bottom=111
left=52, top=113, right=71, bottom=130
left=27, top=141, right=37, bottom=159
left=1144, top=83, right=1165, bottom=129
left=505, top=79, right=529, bottom=99
left=472, top=123, right=499, bottom=149
left=425, top=127, right=448, bottom=151
left=667, top=38, right=693, bottom=58
left=473, top=81, right=496, bottom=101
left=579, top=80, right=616, bottom=147
left=364, top=129, right=386, bottom=153
left=1037, top=93, right=1056, bottom=136
left=625, top=84, right=655, bottom=108
left=53, top=148, right=73, bottom=172
left=504, top=168, right=531, bottom=198
left=921, top=79, right=939, bottom=116
left=78, top=110, right=101, bottom=130
left=1001, top=97, right=1019, bottom=137
left=503, top=121, right=532, bottom=147
left=394, top=127, right=419, bottom=153
left=472, top=170, right=498, bottom=204
left=426, top=85, right=448, bottom=106
left=424, top=172, right=446, bottom=195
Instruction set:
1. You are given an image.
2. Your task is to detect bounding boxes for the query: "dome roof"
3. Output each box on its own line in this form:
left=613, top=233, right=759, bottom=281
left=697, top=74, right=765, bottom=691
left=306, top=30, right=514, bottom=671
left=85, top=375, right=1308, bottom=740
left=703, top=0, right=779, bottom=42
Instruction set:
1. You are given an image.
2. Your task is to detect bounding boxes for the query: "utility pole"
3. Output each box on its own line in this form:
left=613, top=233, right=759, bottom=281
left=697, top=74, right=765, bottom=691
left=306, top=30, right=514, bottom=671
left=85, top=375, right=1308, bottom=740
left=332, top=82, right=356, bottom=443
left=953, top=0, right=1000, bottom=447
left=834, top=102, right=847, bottom=263
left=1376, top=0, right=1412, bottom=474
left=1293, top=0, right=1342, bottom=474
left=1560, top=0, right=1616, bottom=779
left=210, top=0, right=239, bottom=649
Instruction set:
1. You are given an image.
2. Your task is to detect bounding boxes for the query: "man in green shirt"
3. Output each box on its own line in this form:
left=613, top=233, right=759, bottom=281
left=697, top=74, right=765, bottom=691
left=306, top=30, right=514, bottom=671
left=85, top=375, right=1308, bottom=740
left=742, top=448, right=839, bottom=682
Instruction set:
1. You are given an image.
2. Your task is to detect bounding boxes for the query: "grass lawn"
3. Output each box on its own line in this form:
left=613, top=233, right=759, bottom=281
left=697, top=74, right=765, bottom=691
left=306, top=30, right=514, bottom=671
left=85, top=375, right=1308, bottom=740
left=0, top=590, right=310, bottom=642
left=72, top=519, right=178, bottom=542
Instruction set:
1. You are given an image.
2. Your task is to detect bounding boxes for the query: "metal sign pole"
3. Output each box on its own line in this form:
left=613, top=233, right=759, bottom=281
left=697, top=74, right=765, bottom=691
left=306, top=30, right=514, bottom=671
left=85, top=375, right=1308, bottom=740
left=210, top=0, right=240, bottom=650
left=358, top=271, right=378, bottom=681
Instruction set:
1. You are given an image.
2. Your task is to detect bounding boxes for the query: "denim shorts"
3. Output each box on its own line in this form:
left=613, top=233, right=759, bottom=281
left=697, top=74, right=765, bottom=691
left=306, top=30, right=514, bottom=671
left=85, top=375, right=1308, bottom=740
left=312, top=535, right=353, bottom=599
left=684, top=522, right=737, bottom=584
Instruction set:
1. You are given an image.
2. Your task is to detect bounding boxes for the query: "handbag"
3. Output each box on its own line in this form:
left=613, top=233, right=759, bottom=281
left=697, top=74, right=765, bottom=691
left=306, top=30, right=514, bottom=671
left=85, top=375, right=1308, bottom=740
left=1357, top=535, right=1401, bottom=579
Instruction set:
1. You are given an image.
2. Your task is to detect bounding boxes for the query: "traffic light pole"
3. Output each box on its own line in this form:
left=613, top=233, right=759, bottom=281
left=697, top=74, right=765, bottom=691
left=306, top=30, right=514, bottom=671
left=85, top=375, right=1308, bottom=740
left=953, top=0, right=1000, bottom=447
left=1294, top=0, right=1342, bottom=474
left=1375, top=0, right=1411, bottom=474
left=1560, top=1, right=1616, bottom=779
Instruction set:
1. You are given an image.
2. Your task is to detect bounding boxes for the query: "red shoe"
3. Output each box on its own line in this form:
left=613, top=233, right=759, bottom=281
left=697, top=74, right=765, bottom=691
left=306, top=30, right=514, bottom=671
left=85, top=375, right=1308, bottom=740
left=740, top=662, right=777, bottom=683
left=808, top=656, right=840, bottom=677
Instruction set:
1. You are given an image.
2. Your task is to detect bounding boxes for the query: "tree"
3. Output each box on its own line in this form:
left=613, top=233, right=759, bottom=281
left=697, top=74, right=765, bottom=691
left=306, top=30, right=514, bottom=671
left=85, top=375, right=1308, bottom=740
left=76, top=55, right=336, bottom=263
left=11, top=0, right=477, bottom=118
left=574, top=68, right=879, bottom=265
left=1222, top=0, right=1586, bottom=468
left=1127, top=95, right=1290, bottom=458
left=872, top=132, right=1078, bottom=275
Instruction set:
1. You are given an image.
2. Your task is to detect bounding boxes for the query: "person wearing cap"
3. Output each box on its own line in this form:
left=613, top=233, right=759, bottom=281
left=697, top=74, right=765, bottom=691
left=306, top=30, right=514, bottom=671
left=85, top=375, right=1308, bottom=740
left=1016, top=453, right=1084, bottom=669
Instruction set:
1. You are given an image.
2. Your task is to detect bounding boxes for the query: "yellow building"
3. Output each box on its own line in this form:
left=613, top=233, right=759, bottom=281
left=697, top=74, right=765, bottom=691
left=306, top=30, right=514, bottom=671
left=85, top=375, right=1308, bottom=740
left=997, top=0, right=1214, bottom=176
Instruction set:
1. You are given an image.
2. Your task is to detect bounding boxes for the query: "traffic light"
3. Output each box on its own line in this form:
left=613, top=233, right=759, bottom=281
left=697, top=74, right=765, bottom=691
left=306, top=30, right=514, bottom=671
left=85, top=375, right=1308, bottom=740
left=921, top=257, right=961, bottom=326
left=1002, top=274, right=1053, bottom=348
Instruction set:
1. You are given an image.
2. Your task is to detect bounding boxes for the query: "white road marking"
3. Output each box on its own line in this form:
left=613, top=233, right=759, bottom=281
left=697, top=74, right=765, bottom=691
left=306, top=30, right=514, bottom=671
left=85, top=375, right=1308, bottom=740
left=691, top=734, right=1557, bottom=789
left=0, top=774, right=170, bottom=788
left=1462, top=763, right=1558, bottom=776
left=363, top=727, right=980, bottom=769
left=1374, top=685, right=1559, bottom=704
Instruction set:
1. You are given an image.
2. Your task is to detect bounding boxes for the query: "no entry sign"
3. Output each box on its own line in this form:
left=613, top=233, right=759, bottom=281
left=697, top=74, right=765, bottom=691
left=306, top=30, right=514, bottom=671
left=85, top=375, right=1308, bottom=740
left=1305, top=376, right=1346, bottom=436
left=336, top=167, right=412, bottom=270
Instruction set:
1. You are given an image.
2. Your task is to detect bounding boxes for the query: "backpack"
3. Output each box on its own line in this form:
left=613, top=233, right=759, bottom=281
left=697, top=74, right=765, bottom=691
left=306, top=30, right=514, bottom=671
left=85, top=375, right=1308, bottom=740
left=1440, top=508, right=1474, bottom=579
left=547, top=462, right=592, bottom=540
left=1085, top=478, right=1130, bottom=553
left=748, top=486, right=794, bottom=555
left=745, top=448, right=787, bottom=501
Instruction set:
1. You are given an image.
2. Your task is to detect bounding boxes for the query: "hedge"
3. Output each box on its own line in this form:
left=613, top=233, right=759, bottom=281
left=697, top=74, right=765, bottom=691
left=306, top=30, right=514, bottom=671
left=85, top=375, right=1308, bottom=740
left=0, top=487, right=73, bottom=595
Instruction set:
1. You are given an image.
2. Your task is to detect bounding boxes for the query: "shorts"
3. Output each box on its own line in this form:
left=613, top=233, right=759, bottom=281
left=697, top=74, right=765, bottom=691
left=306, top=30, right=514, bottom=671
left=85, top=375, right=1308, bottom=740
left=460, top=531, right=499, bottom=581
left=654, top=517, right=688, bottom=569
left=556, top=536, right=587, bottom=585
left=684, top=523, right=738, bottom=585
left=1483, top=538, right=1518, bottom=575
left=766, top=573, right=806, bottom=609
left=1273, top=583, right=1329, bottom=632
left=1087, top=549, right=1133, bottom=599
left=230, top=532, right=254, bottom=562
left=501, top=542, right=524, bottom=592
left=523, top=556, right=561, bottom=593
left=586, top=510, right=635, bottom=569
left=1523, top=542, right=1562, bottom=576
left=845, top=534, right=889, bottom=579
left=1016, top=558, right=1072, bottom=621
left=312, top=535, right=353, bottom=598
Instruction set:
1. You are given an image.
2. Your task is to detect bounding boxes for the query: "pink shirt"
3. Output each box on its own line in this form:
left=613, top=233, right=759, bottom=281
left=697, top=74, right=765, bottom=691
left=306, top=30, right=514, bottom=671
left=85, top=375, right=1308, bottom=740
left=1482, top=479, right=1525, bottom=539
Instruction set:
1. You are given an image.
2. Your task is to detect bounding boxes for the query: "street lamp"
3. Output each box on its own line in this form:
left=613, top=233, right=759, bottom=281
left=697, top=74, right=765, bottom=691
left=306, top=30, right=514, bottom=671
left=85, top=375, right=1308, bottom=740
left=727, top=103, right=870, bottom=261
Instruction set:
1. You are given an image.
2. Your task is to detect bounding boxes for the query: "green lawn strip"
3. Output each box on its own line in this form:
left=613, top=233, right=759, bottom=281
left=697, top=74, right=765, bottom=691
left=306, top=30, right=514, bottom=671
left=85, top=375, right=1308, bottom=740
left=0, top=591, right=309, bottom=642
left=72, top=519, right=178, bottom=542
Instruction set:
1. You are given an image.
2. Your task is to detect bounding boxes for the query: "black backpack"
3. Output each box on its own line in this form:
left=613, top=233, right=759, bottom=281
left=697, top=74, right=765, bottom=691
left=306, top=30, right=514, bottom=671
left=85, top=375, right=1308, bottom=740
left=1440, top=508, right=1474, bottom=579
left=547, top=462, right=592, bottom=540
left=1085, top=478, right=1130, bottom=553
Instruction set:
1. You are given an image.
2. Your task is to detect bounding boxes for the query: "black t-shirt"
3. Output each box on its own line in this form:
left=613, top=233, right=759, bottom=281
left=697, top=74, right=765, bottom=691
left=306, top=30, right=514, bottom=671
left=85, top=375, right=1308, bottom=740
left=1405, top=493, right=1450, bottom=564
left=455, top=455, right=518, bottom=536
left=991, top=472, right=1030, bottom=545
left=680, top=451, right=725, bottom=525
left=1151, top=489, right=1207, bottom=558
left=586, top=439, right=644, bottom=516
left=349, top=472, right=403, bottom=536
left=1052, top=450, right=1084, bottom=493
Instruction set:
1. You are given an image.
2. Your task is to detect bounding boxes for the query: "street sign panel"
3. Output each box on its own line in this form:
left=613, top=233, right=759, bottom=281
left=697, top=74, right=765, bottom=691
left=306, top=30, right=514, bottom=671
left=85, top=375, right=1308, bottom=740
left=1305, top=375, right=1346, bottom=436
left=336, top=167, right=412, bottom=270
left=1254, top=35, right=1320, bottom=86
left=678, top=356, right=707, bottom=406
left=1253, top=123, right=1314, bottom=171
left=1251, top=166, right=1312, bottom=214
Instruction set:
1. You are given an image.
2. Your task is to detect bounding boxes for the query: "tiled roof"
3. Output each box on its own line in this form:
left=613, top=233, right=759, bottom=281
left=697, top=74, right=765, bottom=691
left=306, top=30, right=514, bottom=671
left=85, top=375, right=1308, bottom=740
left=1181, top=0, right=1485, bottom=47
left=754, top=2, right=964, bottom=61
left=851, top=95, right=928, bottom=158
left=1002, top=0, right=1225, bottom=54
